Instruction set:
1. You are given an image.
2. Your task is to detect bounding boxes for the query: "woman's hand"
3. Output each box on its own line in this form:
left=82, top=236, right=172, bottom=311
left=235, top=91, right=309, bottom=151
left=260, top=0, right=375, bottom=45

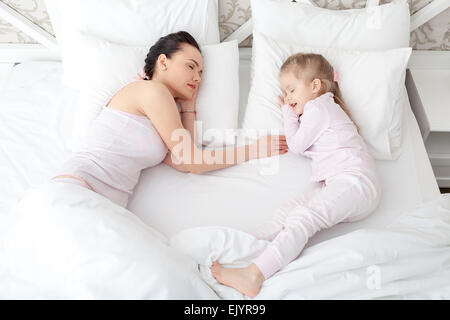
left=250, top=135, right=288, bottom=160
left=176, top=86, right=199, bottom=112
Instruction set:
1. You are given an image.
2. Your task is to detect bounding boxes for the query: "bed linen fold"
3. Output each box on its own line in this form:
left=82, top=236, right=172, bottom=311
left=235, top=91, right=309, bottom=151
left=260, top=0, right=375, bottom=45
left=170, top=194, right=450, bottom=299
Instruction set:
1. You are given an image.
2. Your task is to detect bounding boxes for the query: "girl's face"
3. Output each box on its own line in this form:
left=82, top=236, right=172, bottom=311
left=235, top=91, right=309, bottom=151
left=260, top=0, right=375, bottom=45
left=279, top=70, right=320, bottom=115
left=157, top=44, right=203, bottom=100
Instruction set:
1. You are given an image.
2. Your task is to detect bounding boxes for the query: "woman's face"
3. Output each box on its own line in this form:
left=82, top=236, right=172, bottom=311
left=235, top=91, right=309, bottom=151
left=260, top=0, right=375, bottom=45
left=159, top=44, right=203, bottom=100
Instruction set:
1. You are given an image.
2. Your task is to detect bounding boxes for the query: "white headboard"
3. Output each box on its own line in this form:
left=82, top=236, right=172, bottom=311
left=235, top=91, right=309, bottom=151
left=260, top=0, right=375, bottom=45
left=0, top=0, right=449, bottom=64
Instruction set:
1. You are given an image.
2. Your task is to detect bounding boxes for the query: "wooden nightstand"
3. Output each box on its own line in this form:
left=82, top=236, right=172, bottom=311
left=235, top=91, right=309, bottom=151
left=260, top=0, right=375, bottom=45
left=408, top=61, right=450, bottom=190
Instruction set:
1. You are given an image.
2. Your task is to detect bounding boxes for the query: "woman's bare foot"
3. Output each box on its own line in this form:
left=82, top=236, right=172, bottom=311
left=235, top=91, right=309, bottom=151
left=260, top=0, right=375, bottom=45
left=210, top=261, right=265, bottom=298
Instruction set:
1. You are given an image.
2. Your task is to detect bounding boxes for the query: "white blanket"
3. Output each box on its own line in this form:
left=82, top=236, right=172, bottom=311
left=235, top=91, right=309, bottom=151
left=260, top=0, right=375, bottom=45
left=171, top=194, right=450, bottom=299
left=0, top=182, right=218, bottom=299
left=1, top=181, right=449, bottom=299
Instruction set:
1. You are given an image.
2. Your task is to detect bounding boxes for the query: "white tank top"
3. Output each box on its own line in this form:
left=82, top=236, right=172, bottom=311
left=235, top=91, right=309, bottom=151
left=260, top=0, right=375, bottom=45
left=58, top=103, right=168, bottom=208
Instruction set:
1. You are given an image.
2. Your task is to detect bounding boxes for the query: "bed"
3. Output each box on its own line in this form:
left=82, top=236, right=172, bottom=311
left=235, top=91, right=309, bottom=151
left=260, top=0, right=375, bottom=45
left=1, top=0, right=449, bottom=300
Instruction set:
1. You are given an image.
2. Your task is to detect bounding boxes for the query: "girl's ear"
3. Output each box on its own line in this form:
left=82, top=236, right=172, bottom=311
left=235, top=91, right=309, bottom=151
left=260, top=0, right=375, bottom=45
left=311, top=78, right=322, bottom=93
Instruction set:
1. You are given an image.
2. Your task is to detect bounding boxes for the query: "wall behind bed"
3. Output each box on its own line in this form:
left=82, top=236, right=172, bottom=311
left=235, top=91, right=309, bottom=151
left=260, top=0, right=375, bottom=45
left=0, top=0, right=448, bottom=50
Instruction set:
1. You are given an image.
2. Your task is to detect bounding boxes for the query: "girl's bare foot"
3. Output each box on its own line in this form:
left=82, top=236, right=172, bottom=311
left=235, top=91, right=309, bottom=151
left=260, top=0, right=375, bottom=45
left=209, top=261, right=265, bottom=298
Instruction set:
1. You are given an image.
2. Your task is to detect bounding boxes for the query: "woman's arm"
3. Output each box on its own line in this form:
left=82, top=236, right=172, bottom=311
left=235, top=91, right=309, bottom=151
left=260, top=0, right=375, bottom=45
left=162, top=107, right=196, bottom=173
left=180, top=111, right=196, bottom=141
left=163, top=151, right=189, bottom=172
left=163, top=85, right=197, bottom=172
left=177, top=86, right=197, bottom=141
left=139, top=82, right=288, bottom=174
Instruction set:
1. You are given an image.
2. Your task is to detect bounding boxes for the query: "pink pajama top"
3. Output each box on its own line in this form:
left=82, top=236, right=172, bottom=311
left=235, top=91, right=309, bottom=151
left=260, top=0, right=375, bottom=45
left=281, top=92, right=375, bottom=182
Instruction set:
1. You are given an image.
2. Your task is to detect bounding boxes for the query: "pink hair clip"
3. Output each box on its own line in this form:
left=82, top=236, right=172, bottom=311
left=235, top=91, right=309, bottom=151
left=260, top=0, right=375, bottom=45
left=333, top=68, right=340, bottom=83
left=137, top=68, right=147, bottom=80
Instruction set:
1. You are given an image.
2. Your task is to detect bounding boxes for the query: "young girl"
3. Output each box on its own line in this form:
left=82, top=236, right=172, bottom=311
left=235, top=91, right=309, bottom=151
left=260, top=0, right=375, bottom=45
left=210, top=53, right=381, bottom=297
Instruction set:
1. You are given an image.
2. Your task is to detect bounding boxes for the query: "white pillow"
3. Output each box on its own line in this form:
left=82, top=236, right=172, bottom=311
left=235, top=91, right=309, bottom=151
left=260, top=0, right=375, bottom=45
left=251, top=0, right=410, bottom=50
left=247, top=0, right=411, bottom=113
left=68, top=33, right=240, bottom=152
left=45, top=0, right=220, bottom=89
left=243, top=31, right=412, bottom=160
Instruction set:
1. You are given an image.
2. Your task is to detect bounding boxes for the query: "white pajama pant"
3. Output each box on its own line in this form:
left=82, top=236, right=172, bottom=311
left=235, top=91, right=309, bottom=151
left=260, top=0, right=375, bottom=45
left=251, top=168, right=381, bottom=279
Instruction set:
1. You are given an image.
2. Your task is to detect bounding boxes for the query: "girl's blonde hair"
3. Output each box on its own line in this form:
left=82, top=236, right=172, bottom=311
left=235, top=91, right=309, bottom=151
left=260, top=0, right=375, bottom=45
left=280, top=53, right=359, bottom=132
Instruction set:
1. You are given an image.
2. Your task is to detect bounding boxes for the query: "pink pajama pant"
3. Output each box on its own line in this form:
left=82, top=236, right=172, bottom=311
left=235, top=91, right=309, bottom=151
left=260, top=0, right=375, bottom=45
left=251, top=168, right=381, bottom=279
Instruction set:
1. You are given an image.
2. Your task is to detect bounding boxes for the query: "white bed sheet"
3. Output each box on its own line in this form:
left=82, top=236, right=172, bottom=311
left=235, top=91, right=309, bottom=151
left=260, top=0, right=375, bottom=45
left=129, top=56, right=440, bottom=248
left=0, top=56, right=440, bottom=249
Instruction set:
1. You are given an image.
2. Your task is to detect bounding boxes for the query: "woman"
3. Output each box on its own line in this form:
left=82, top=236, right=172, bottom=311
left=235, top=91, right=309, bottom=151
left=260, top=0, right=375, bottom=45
left=51, top=31, right=288, bottom=208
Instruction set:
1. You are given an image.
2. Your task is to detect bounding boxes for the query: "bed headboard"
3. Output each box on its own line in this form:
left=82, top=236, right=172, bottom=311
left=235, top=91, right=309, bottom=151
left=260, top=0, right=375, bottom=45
left=223, top=0, right=450, bottom=45
left=0, top=0, right=449, bottom=63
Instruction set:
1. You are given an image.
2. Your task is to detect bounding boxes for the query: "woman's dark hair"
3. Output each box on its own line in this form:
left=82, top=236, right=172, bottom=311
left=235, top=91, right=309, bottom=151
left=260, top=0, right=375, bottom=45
left=143, top=31, right=201, bottom=80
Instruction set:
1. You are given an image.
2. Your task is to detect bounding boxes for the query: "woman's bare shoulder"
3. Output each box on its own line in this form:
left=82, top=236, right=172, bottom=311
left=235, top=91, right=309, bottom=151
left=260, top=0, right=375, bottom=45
left=131, top=81, right=175, bottom=112
left=130, top=80, right=170, bottom=96
left=114, top=80, right=170, bottom=101
left=109, top=80, right=172, bottom=114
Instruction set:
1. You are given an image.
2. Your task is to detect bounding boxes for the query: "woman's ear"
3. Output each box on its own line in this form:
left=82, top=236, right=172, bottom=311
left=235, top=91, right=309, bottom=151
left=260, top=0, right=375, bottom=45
left=157, top=54, right=168, bottom=71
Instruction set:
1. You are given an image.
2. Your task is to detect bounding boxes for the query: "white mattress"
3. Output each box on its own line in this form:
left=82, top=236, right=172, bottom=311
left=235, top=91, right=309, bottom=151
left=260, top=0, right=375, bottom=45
left=0, top=55, right=441, bottom=248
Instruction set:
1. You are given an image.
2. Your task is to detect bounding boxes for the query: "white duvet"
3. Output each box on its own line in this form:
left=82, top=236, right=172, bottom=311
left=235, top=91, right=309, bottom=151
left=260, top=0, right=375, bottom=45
left=1, top=181, right=449, bottom=299
left=0, top=183, right=217, bottom=299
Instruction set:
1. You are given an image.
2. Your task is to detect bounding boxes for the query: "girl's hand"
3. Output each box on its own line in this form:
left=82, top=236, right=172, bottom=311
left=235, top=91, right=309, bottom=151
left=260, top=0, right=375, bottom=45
left=250, top=135, right=288, bottom=159
left=176, top=85, right=199, bottom=112
left=277, top=91, right=288, bottom=108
